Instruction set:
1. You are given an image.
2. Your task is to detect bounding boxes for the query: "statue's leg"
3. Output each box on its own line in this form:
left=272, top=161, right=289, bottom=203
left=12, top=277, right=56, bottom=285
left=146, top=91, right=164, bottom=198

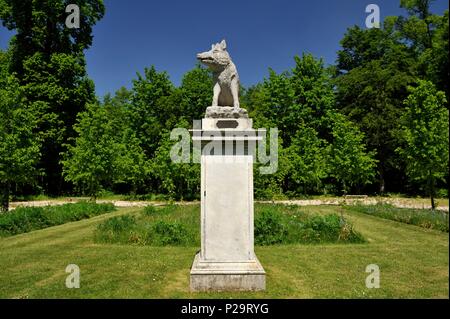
left=231, top=78, right=240, bottom=109
left=212, top=83, right=220, bottom=106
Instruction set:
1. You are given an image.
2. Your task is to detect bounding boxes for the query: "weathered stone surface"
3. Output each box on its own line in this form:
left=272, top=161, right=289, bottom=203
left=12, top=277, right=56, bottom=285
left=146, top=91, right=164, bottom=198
left=190, top=253, right=266, bottom=291
left=189, top=122, right=266, bottom=291
left=201, top=155, right=253, bottom=261
left=190, top=43, right=265, bottom=292
left=197, top=40, right=242, bottom=110
left=205, top=106, right=248, bottom=118
left=201, top=118, right=252, bottom=130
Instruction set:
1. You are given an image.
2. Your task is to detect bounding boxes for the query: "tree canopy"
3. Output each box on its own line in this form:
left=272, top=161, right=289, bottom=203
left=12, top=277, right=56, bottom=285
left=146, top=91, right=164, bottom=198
left=0, top=0, right=447, bottom=205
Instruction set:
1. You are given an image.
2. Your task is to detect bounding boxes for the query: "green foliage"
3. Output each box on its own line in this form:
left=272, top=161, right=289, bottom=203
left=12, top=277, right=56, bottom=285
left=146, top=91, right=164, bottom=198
left=283, top=125, right=329, bottom=195
left=1, top=203, right=447, bottom=298
left=142, top=205, right=157, bottom=216
left=128, top=66, right=174, bottom=156
left=151, top=220, right=189, bottom=245
left=335, top=1, right=449, bottom=194
left=328, top=112, right=377, bottom=194
left=61, top=102, right=118, bottom=197
left=396, top=80, right=448, bottom=208
left=253, top=136, right=287, bottom=200
left=295, top=214, right=361, bottom=243
left=1, top=0, right=448, bottom=202
left=94, top=215, right=137, bottom=243
left=178, top=65, right=213, bottom=120
left=335, top=52, right=416, bottom=193
left=95, top=204, right=366, bottom=247
left=252, top=53, right=334, bottom=144
left=62, top=100, right=149, bottom=198
left=0, top=202, right=115, bottom=236
left=0, top=51, right=40, bottom=211
left=150, top=124, right=200, bottom=200
left=254, top=209, right=287, bottom=245
left=393, top=2, right=449, bottom=97
left=95, top=204, right=197, bottom=246
left=0, top=0, right=105, bottom=73
left=347, top=203, right=449, bottom=232
left=250, top=54, right=339, bottom=198
left=0, top=0, right=104, bottom=195
left=97, top=215, right=137, bottom=233
left=254, top=205, right=366, bottom=245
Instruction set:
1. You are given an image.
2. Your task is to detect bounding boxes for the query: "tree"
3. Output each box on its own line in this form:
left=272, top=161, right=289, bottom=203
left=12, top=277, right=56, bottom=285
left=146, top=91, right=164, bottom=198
left=62, top=95, right=149, bottom=199
left=151, top=120, right=200, bottom=200
left=113, top=128, right=150, bottom=195
left=103, top=88, right=149, bottom=195
left=22, top=52, right=96, bottom=194
left=327, top=112, right=377, bottom=194
left=335, top=1, right=448, bottom=194
left=0, top=0, right=105, bottom=195
left=62, top=102, right=118, bottom=198
left=283, top=125, right=329, bottom=195
left=252, top=53, right=335, bottom=146
left=335, top=23, right=417, bottom=193
left=128, top=66, right=174, bottom=157
left=178, top=65, right=213, bottom=121
left=393, top=1, right=449, bottom=98
left=0, top=0, right=105, bottom=75
left=396, top=80, right=448, bottom=209
left=0, top=52, right=40, bottom=212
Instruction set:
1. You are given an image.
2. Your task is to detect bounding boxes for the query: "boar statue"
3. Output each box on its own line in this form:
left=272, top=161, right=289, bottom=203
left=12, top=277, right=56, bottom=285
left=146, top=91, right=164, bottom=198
left=197, top=40, right=248, bottom=118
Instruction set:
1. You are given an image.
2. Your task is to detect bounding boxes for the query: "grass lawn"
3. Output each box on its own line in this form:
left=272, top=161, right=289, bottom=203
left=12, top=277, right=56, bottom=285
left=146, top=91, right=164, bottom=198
left=0, top=204, right=447, bottom=298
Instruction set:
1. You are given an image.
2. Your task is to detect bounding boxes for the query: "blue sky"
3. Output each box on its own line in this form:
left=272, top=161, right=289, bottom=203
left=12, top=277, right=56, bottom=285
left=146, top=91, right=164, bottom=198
left=0, top=0, right=448, bottom=97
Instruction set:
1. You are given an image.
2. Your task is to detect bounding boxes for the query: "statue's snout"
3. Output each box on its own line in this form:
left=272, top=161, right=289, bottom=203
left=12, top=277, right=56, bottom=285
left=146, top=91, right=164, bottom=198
left=197, top=52, right=208, bottom=60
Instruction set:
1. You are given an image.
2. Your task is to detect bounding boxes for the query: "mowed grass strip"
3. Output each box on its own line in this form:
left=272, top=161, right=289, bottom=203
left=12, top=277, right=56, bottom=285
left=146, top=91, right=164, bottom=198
left=0, top=202, right=116, bottom=237
left=93, top=204, right=365, bottom=247
left=345, top=204, right=449, bottom=232
left=0, top=204, right=447, bottom=298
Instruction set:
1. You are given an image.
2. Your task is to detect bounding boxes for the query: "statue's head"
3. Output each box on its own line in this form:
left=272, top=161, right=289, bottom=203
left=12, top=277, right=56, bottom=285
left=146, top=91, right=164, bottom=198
left=197, top=40, right=231, bottom=71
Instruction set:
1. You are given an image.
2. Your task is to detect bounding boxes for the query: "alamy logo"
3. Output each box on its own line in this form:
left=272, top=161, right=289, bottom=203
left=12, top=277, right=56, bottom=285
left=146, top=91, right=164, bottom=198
left=65, top=4, right=80, bottom=29
left=65, top=264, right=80, bottom=288
left=169, top=123, right=279, bottom=174
left=365, top=4, right=380, bottom=29
left=365, top=264, right=380, bottom=288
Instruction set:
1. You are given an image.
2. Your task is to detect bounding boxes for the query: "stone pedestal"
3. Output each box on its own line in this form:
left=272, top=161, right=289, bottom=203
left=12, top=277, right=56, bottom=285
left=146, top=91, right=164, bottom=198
left=190, top=117, right=265, bottom=292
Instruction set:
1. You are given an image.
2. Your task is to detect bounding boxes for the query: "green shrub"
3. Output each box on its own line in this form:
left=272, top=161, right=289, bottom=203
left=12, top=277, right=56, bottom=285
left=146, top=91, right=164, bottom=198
left=151, top=220, right=188, bottom=245
left=293, top=214, right=365, bottom=244
left=94, top=205, right=198, bottom=246
left=347, top=204, right=449, bottom=232
left=142, top=205, right=157, bottom=216
left=95, top=215, right=137, bottom=243
left=97, top=215, right=136, bottom=233
left=0, top=202, right=116, bottom=236
left=158, top=204, right=178, bottom=215
left=254, top=206, right=366, bottom=245
left=94, top=204, right=365, bottom=247
left=255, top=209, right=287, bottom=245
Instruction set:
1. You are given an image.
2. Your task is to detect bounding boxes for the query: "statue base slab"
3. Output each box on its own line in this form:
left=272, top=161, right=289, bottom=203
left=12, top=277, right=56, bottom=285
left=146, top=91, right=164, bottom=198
left=190, top=253, right=266, bottom=291
left=205, top=106, right=248, bottom=118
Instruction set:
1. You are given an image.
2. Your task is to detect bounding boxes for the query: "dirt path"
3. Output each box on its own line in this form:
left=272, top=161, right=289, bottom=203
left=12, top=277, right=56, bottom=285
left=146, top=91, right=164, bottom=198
left=8, top=197, right=449, bottom=211
left=260, top=198, right=449, bottom=211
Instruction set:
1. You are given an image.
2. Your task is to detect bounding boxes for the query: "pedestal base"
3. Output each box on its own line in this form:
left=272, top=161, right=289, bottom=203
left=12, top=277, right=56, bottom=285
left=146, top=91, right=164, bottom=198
left=190, top=253, right=266, bottom=292
left=205, top=106, right=248, bottom=118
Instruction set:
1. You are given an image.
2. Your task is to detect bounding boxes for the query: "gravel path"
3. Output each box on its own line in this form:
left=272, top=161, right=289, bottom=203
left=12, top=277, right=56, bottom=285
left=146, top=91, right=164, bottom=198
left=8, top=197, right=449, bottom=211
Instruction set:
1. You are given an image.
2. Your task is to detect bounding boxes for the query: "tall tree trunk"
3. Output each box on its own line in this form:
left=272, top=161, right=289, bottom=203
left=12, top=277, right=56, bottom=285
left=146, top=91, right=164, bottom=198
left=342, top=180, right=347, bottom=195
left=379, top=175, right=385, bottom=194
left=0, top=182, right=10, bottom=213
left=429, top=171, right=436, bottom=210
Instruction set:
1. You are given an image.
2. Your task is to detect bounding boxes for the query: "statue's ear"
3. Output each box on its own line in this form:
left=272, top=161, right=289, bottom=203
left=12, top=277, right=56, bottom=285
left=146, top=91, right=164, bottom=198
left=220, top=39, right=227, bottom=50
